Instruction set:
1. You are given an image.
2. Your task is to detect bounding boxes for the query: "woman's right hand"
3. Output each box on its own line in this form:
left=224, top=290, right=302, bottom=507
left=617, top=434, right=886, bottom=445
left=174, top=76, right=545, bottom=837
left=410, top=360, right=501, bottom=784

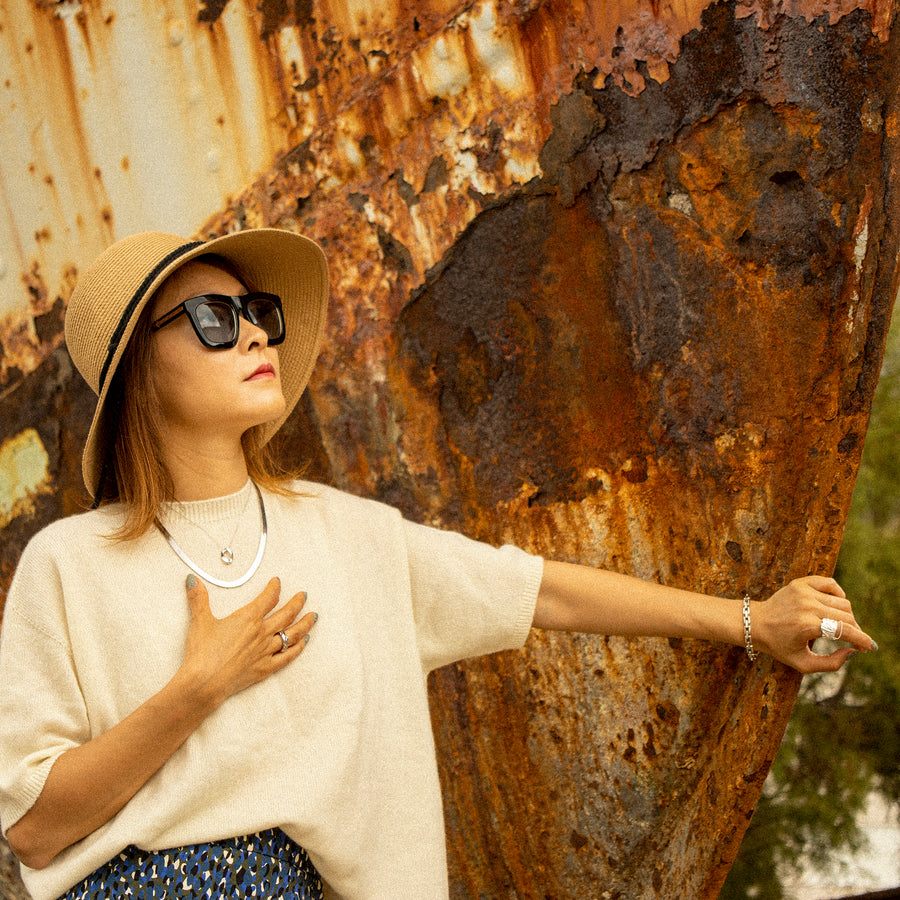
left=180, top=574, right=316, bottom=706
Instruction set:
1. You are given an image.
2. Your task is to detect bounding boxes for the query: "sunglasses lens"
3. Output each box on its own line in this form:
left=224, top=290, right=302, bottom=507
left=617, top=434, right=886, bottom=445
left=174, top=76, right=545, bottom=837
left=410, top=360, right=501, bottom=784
left=246, top=296, right=284, bottom=342
left=195, top=301, right=238, bottom=346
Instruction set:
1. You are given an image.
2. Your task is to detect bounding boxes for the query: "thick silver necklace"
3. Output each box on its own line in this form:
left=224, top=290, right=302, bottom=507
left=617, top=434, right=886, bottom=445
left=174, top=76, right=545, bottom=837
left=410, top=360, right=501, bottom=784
left=156, top=482, right=267, bottom=589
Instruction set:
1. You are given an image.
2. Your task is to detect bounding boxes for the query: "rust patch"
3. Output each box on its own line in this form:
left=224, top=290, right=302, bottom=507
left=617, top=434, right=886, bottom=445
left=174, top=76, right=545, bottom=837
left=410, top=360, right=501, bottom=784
left=393, top=6, right=898, bottom=897
left=398, top=190, right=649, bottom=520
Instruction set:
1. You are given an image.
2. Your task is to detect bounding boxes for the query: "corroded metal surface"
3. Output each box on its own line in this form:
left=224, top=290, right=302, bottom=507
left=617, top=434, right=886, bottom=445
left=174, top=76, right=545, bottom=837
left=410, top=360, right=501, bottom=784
left=1, top=1, right=898, bottom=898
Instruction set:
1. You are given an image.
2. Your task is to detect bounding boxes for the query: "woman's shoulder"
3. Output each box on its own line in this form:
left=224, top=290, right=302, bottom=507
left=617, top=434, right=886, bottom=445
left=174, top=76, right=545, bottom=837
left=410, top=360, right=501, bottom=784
left=274, top=479, right=404, bottom=526
left=19, top=504, right=127, bottom=561
left=6, top=507, right=130, bottom=625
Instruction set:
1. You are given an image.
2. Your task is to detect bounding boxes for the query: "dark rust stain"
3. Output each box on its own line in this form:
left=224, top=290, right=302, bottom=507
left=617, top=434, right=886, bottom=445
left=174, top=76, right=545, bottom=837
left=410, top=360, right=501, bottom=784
left=376, top=226, right=415, bottom=275
left=838, top=431, right=859, bottom=453
left=726, top=541, right=743, bottom=563
left=256, top=0, right=316, bottom=38
left=197, top=0, right=232, bottom=26
left=398, top=190, right=644, bottom=520
left=33, top=296, right=65, bottom=347
left=569, top=829, right=588, bottom=850
left=421, top=155, right=448, bottom=193
left=643, top=722, right=658, bottom=758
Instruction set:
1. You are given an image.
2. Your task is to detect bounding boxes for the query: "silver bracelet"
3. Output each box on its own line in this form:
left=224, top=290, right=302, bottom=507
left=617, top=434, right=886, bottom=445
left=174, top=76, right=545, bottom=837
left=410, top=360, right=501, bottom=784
left=742, top=594, right=758, bottom=661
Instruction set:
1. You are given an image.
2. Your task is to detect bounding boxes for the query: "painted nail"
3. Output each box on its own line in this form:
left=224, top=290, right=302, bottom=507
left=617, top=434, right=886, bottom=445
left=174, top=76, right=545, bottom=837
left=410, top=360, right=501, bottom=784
left=304, top=634, right=310, bottom=645
left=871, top=640, right=879, bottom=651
left=186, top=574, right=197, bottom=589
left=313, top=612, right=319, bottom=623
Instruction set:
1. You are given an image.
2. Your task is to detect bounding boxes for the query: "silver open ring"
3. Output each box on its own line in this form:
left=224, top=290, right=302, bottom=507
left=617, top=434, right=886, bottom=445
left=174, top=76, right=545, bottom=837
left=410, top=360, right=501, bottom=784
left=820, top=618, right=842, bottom=641
left=277, top=630, right=289, bottom=653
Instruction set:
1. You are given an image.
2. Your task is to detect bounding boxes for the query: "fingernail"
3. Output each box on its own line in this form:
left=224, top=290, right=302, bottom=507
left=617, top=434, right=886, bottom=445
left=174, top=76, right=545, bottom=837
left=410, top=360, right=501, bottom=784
left=313, top=612, right=319, bottom=623
left=304, top=634, right=310, bottom=645
left=186, top=574, right=197, bottom=589
left=871, top=640, right=879, bottom=651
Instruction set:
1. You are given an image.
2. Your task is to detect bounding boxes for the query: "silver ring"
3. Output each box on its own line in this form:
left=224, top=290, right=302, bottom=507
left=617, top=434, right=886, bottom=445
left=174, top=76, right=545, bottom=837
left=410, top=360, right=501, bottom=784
left=277, top=630, right=289, bottom=653
left=820, top=618, right=841, bottom=641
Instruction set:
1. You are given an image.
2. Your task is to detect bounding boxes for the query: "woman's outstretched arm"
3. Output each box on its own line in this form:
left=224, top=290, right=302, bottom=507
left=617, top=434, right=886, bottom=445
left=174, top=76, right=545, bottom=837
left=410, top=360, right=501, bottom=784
left=533, top=561, right=877, bottom=673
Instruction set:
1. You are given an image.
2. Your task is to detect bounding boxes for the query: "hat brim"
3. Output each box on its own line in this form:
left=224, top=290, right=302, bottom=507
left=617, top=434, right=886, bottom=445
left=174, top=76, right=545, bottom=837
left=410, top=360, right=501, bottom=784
left=80, top=228, right=329, bottom=500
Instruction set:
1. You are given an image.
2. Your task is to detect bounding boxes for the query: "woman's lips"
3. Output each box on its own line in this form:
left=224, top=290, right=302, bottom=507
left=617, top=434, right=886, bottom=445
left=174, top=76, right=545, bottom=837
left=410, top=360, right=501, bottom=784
left=246, top=363, right=276, bottom=381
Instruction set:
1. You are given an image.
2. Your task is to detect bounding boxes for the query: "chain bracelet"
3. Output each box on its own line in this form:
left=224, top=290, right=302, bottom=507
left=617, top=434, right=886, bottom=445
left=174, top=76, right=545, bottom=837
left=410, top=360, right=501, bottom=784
left=742, top=594, right=758, bottom=661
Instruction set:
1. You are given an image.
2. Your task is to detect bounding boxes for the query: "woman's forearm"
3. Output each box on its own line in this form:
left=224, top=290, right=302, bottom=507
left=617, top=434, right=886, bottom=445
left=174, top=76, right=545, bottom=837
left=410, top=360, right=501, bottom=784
left=534, top=561, right=742, bottom=641
left=6, top=669, right=218, bottom=871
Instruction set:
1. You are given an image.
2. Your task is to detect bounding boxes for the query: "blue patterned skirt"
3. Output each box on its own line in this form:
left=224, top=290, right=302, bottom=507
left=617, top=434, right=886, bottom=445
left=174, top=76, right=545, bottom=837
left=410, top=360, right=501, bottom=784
left=59, top=828, right=323, bottom=899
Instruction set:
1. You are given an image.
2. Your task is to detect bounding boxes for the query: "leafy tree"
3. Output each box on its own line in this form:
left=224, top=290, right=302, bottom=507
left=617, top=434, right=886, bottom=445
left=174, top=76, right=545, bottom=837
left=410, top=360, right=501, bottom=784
left=721, top=315, right=900, bottom=899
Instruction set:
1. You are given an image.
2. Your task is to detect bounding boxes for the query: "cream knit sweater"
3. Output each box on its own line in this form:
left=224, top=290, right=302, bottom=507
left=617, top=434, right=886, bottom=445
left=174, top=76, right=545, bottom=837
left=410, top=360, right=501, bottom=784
left=0, top=480, right=543, bottom=900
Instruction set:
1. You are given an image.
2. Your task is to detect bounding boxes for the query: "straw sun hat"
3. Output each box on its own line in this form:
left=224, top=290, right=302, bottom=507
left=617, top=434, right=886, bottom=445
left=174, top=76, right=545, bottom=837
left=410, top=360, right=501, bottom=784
left=65, top=228, right=329, bottom=501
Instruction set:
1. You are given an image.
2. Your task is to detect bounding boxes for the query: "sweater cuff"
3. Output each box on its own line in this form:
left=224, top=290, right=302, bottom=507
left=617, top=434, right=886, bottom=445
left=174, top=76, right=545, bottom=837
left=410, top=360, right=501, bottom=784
left=1, top=753, right=58, bottom=838
left=509, top=553, right=544, bottom=649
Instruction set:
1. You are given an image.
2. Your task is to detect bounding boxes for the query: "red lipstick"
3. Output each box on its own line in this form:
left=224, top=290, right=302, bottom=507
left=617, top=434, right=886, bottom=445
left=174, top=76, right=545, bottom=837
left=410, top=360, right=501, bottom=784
left=246, top=363, right=276, bottom=381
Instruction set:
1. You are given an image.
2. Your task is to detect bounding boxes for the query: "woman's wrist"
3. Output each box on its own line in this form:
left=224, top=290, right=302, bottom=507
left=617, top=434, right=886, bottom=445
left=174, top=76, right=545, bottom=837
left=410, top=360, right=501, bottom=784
left=168, top=663, right=228, bottom=722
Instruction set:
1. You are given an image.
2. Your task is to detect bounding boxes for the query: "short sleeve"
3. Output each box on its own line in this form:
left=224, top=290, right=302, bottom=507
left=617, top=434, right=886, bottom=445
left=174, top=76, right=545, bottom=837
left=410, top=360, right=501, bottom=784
left=402, top=520, right=543, bottom=672
left=0, top=537, right=89, bottom=835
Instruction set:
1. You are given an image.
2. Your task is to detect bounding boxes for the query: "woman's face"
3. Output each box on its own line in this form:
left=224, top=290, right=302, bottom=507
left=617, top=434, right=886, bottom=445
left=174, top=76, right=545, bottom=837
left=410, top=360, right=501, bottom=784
left=148, top=261, right=286, bottom=442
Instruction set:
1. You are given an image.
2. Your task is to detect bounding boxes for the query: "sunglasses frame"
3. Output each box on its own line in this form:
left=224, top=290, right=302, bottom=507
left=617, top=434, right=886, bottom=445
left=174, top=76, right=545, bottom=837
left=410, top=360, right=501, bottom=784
left=150, top=292, right=286, bottom=349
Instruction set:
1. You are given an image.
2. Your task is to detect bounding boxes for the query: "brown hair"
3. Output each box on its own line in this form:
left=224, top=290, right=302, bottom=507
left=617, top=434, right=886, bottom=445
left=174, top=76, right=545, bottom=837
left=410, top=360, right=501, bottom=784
left=100, top=255, right=300, bottom=540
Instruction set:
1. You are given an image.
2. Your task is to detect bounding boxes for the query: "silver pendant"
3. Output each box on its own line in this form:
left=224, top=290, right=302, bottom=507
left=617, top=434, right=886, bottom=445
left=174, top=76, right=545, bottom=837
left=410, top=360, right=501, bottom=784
left=220, top=547, right=234, bottom=565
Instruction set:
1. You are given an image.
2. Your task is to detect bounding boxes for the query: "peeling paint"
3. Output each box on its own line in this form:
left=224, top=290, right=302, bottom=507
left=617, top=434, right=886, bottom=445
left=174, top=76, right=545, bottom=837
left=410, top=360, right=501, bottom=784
left=2, top=0, right=890, bottom=390
left=0, top=429, right=52, bottom=529
left=736, top=0, right=894, bottom=37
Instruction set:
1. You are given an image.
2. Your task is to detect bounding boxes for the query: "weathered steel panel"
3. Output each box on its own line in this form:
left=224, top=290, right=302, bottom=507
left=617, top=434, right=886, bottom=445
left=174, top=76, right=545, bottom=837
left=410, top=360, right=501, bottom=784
left=1, top=1, right=898, bottom=897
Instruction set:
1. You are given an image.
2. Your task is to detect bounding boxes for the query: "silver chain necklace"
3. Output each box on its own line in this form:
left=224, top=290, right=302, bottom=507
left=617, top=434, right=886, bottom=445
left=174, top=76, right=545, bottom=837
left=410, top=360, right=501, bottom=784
left=155, top=482, right=267, bottom=589
left=167, top=482, right=253, bottom=566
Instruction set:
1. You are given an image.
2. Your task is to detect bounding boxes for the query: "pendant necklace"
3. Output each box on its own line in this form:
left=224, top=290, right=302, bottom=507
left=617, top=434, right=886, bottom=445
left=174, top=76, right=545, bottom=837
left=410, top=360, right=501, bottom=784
left=168, top=481, right=253, bottom=565
left=156, top=482, right=267, bottom=589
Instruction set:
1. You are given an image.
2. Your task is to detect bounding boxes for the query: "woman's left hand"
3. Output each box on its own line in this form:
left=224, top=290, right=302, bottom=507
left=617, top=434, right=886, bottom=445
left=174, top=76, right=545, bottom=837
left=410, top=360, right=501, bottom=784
left=752, top=575, right=877, bottom=673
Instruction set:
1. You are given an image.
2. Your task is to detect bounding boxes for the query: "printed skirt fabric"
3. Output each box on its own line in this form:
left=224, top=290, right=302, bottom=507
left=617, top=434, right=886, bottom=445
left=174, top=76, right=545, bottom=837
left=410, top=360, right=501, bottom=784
left=59, top=828, right=324, bottom=899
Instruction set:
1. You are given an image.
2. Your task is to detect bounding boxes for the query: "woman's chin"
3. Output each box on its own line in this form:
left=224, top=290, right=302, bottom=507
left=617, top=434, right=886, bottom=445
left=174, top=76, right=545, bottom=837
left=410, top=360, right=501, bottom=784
left=252, top=396, right=288, bottom=429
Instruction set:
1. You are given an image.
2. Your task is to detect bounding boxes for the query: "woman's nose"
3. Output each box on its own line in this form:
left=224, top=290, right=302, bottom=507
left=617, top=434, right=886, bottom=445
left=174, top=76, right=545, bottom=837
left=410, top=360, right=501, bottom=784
left=238, top=313, right=270, bottom=349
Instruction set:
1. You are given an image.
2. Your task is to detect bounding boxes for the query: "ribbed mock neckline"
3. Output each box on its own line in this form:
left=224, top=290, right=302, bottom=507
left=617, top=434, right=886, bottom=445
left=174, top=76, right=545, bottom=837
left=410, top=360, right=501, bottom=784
left=160, top=479, right=255, bottom=526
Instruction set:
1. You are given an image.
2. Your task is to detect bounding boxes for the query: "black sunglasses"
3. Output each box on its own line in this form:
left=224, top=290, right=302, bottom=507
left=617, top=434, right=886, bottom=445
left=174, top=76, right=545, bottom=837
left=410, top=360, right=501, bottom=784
left=150, top=292, right=286, bottom=349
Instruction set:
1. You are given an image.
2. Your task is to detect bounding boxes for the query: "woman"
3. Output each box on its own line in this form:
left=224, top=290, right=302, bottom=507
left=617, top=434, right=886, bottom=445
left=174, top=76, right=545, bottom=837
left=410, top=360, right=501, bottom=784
left=0, top=229, right=876, bottom=900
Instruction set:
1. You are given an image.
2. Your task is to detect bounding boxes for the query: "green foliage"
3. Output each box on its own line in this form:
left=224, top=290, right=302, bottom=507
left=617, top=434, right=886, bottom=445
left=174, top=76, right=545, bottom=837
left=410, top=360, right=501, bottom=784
left=721, top=315, right=900, bottom=899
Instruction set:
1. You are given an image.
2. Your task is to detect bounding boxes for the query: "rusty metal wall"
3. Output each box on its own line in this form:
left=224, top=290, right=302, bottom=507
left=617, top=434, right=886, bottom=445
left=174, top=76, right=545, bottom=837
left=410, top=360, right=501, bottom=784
left=1, top=1, right=899, bottom=897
